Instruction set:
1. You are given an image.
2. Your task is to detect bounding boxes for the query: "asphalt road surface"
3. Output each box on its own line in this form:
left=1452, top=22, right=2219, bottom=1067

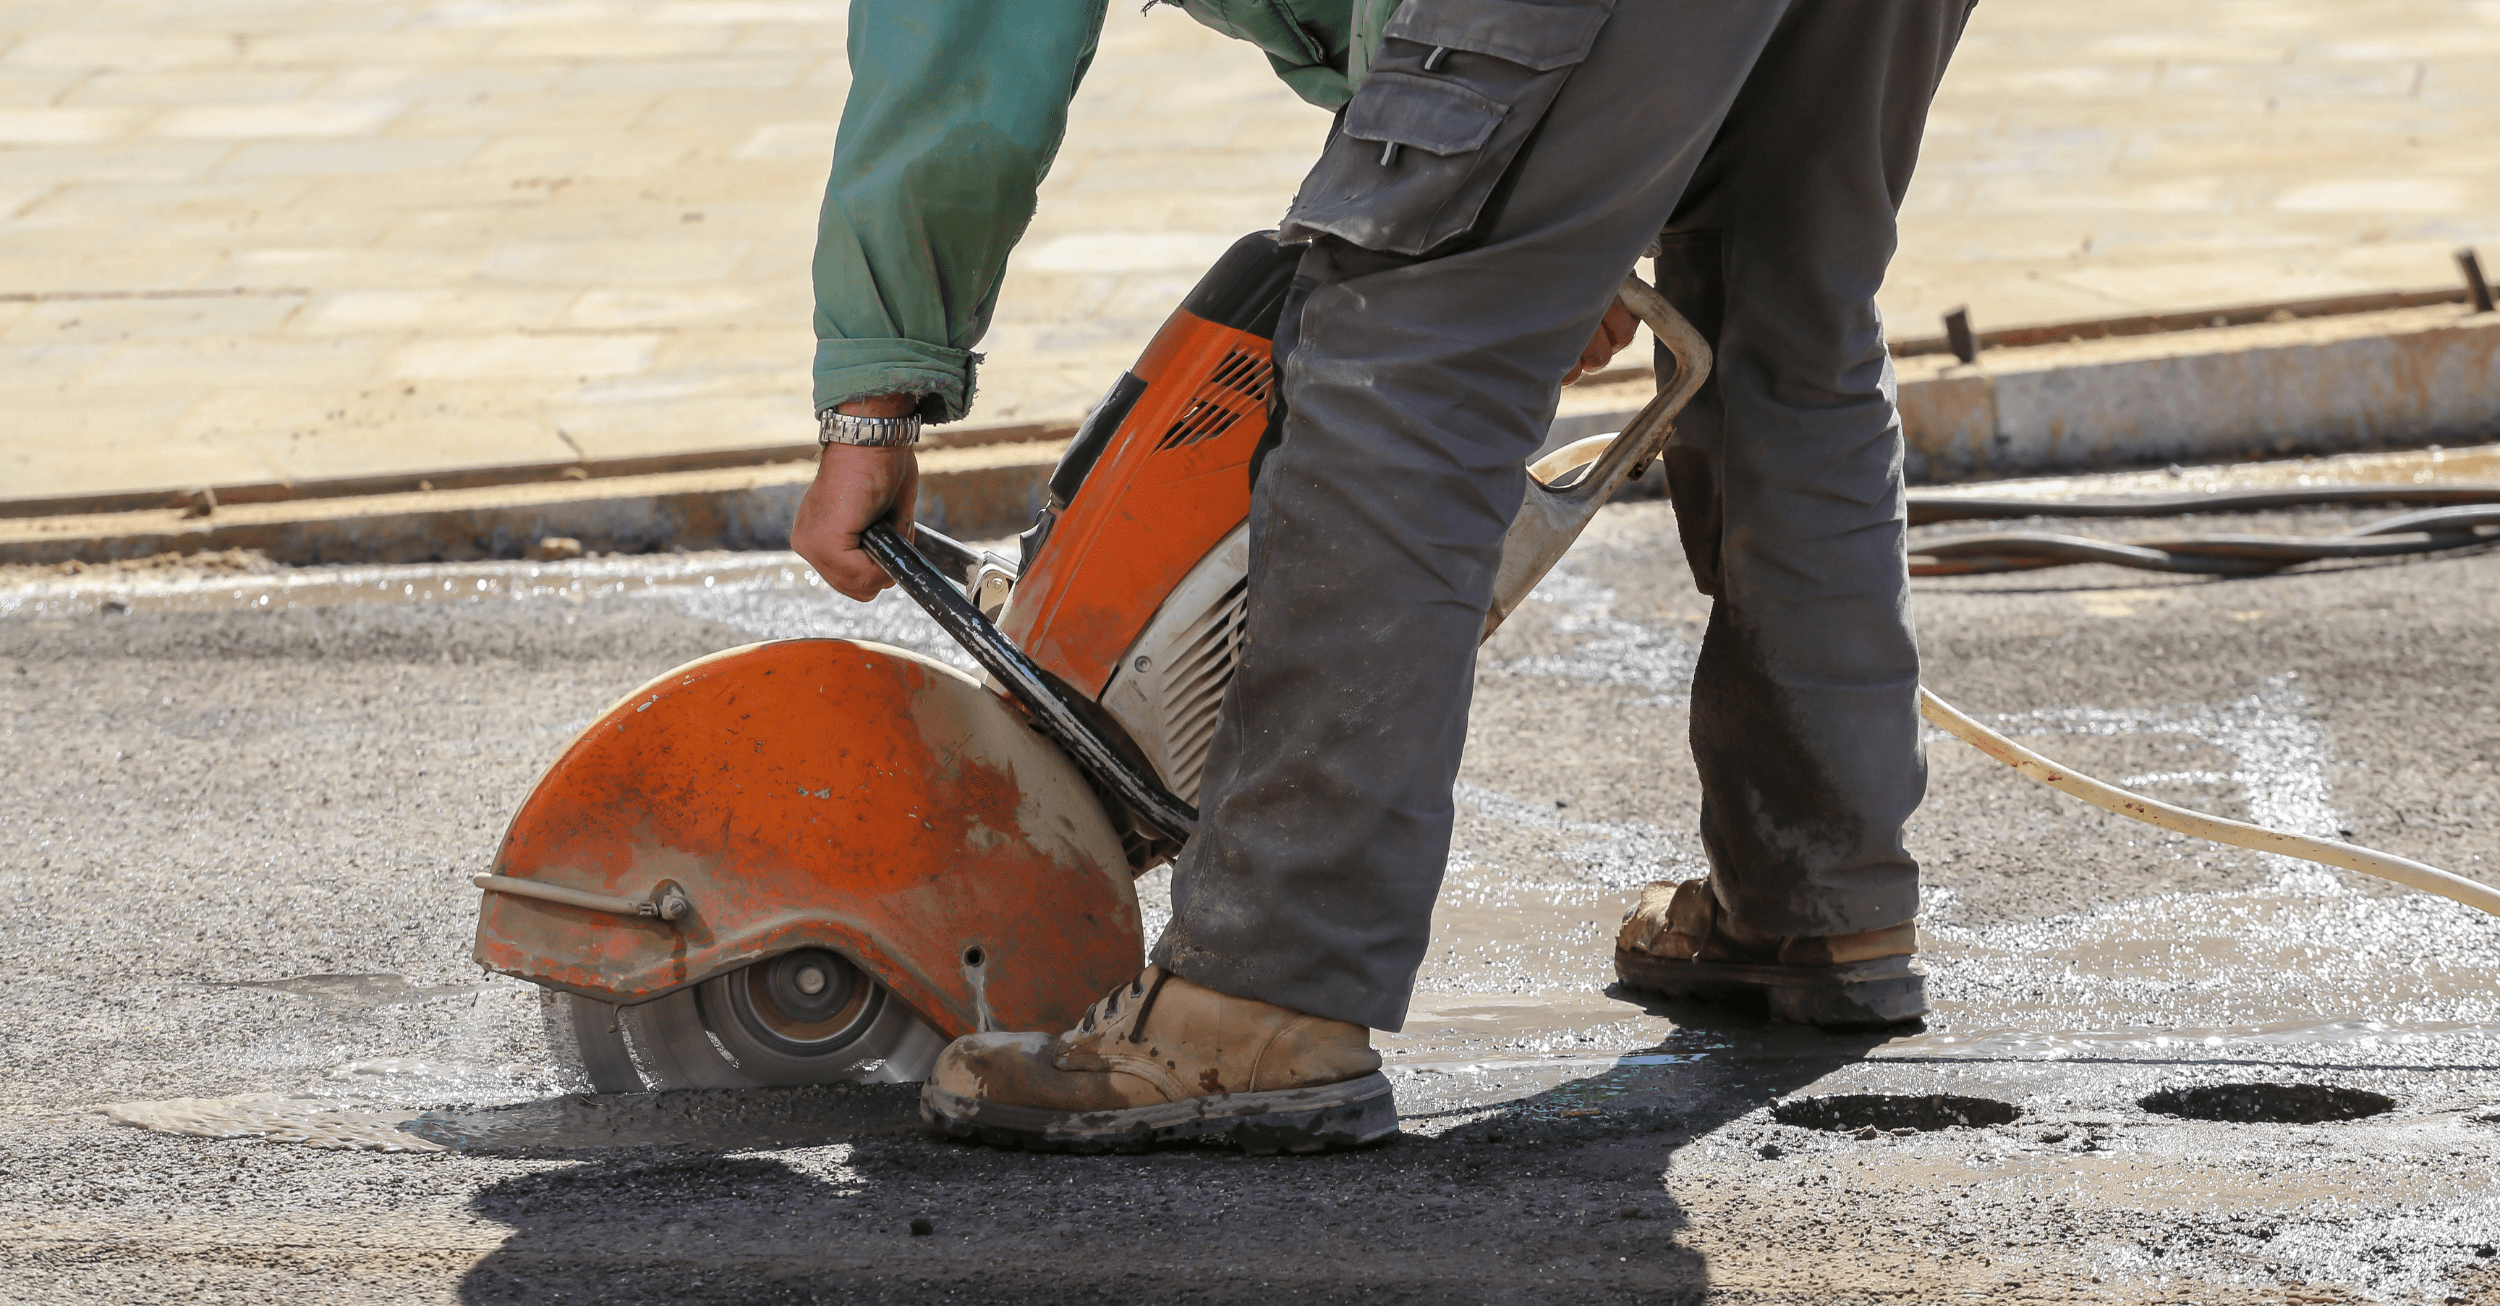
left=5, top=492, right=2499, bottom=1304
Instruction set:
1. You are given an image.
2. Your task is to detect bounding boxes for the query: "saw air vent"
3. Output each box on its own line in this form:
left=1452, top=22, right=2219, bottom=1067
left=1160, top=575, right=1250, bottom=803
left=1154, top=348, right=1272, bottom=451
left=1206, top=346, right=1272, bottom=399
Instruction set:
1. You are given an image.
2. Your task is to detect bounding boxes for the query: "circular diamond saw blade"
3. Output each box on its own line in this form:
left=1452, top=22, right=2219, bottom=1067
left=551, top=951, right=946, bottom=1093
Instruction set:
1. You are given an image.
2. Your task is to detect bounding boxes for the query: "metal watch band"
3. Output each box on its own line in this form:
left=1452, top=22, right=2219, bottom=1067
left=817, top=410, right=923, bottom=447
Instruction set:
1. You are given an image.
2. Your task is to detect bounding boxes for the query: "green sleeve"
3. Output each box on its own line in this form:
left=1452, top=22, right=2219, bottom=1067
left=811, top=0, right=1111, bottom=422
left=1166, top=0, right=1360, bottom=108
left=1159, top=0, right=1404, bottom=107
left=1347, top=0, right=1404, bottom=89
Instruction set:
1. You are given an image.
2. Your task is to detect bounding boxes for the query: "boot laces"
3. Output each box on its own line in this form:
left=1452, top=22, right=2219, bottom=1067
left=1073, top=969, right=1173, bottom=1042
left=1075, top=971, right=1151, bottom=1035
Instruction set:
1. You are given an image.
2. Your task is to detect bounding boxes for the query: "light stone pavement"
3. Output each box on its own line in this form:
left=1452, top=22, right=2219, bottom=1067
left=3, top=0, right=2498, bottom=503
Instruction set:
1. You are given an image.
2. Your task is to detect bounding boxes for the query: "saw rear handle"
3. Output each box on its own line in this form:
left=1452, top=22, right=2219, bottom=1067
left=1482, top=276, right=1712, bottom=637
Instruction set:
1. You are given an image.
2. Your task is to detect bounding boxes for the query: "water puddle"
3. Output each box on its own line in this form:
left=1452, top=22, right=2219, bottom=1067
left=1949, top=673, right=2339, bottom=861
left=1382, top=989, right=1682, bottom=1068
left=1478, top=560, right=1698, bottom=705
left=104, top=1095, right=445, bottom=1152
left=1446, top=781, right=1702, bottom=902
left=1395, top=1049, right=1715, bottom=1077
left=1382, top=996, right=2500, bottom=1108
left=1876, top=1017, right=2500, bottom=1062
left=102, top=1059, right=520, bottom=1153
left=1909, top=439, right=2500, bottom=505
left=3, top=553, right=964, bottom=660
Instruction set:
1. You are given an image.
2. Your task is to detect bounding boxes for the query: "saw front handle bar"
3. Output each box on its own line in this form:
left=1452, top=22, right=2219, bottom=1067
left=863, top=520, right=1204, bottom=845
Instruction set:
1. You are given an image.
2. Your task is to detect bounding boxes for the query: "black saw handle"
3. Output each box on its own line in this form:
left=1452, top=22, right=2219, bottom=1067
left=861, top=520, right=1200, bottom=846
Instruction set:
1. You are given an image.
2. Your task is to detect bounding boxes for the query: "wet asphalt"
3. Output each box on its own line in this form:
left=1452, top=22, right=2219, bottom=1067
left=4, top=495, right=2500, bottom=1304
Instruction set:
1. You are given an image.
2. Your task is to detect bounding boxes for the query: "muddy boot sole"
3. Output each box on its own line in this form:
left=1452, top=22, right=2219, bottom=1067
left=1614, top=948, right=1928, bottom=1029
left=919, top=1072, right=1399, bottom=1155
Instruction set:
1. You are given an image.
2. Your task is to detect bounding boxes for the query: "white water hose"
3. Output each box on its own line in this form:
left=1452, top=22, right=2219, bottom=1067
left=1919, top=687, right=2500, bottom=920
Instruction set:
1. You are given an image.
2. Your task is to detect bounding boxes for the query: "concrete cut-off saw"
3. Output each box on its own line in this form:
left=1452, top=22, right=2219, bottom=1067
left=472, top=232, right=2500, bottom=1093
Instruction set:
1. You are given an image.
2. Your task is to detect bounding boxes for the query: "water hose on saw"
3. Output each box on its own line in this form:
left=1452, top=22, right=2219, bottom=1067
left=1919, top=687, right=2500, bottom=919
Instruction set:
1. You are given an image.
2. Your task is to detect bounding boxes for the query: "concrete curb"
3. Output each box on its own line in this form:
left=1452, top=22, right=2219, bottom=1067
left=0, top=441, right=1066, bottom=567
left=9, top=305, right=2497, bottom=566
left=1550, top=305, right=2500, bottom=478
left=1893, top=304, right=2500, bottom=481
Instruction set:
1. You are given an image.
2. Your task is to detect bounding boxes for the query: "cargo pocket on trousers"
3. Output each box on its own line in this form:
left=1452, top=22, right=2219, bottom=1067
left=1279, top=0, right=1617, bottom=257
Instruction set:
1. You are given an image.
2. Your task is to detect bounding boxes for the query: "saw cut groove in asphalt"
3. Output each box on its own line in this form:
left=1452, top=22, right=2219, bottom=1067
left=2139, top=1082, right=2397, bottom=1125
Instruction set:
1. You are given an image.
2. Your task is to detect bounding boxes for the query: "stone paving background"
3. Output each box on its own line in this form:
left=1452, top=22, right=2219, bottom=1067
left=3, top=0, right=2498, bottom=503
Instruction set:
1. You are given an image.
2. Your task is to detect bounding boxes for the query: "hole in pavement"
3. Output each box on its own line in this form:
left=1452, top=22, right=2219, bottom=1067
left=1771, top=1093, right=2018, bottom=1133
left=2138, top=1083, right=2393, bottom=1125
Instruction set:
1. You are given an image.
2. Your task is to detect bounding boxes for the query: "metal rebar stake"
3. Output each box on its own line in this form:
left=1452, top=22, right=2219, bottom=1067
left=2460, top=247, right=2495, bottom=314
left=1942, top=306, right=1978, bottom=364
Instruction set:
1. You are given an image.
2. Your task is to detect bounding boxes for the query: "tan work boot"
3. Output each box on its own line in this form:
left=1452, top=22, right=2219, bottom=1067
left=918, top=966, right=1397, bottom=1154
left=1614, top=878, right=1927, bottom=1028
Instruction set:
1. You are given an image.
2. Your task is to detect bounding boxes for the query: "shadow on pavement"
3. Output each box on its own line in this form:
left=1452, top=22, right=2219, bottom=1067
left=454, top=1005, right=1891, bottom=1305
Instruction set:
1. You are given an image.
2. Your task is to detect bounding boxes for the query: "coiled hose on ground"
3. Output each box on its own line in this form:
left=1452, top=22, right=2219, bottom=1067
left=1905, top=484, right=2500, bottom=576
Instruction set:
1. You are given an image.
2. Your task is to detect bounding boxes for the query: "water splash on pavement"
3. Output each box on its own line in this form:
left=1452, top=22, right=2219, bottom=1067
left=1483, top=562, right=1699, bottom=703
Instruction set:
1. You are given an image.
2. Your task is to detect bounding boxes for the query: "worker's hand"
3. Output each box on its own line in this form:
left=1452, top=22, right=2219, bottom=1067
left=1562, top=300, right=1639, bottom=385
left=791, top=394, right=920, bottom=601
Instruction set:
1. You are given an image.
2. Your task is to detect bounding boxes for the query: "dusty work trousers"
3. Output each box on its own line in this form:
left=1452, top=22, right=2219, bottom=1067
left=1153, top=0, right=1971, bottom=1032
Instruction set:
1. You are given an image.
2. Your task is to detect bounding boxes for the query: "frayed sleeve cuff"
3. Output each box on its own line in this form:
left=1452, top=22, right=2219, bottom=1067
left=811, top=338, right=980, bottom=423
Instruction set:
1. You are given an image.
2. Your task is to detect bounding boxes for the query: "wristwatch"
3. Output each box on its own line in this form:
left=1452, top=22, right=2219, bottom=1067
left=817, top=408, right=923, bottom=448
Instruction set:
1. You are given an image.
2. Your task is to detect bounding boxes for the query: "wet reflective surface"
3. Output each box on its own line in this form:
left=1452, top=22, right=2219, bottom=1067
left=1913, top=437, right=2500, bottom=501
left=9, top=458, right=2500, bottom=1301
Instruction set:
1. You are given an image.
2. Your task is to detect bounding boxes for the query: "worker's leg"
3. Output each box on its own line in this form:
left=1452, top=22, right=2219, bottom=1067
left=1155, top=0, right=1804, bottom=1032
left=1651, top=0, right=1973, bottom=938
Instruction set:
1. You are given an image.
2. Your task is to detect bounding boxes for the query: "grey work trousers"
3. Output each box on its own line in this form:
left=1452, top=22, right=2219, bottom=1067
left=1152, top=0, right=1970, bottom=1033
